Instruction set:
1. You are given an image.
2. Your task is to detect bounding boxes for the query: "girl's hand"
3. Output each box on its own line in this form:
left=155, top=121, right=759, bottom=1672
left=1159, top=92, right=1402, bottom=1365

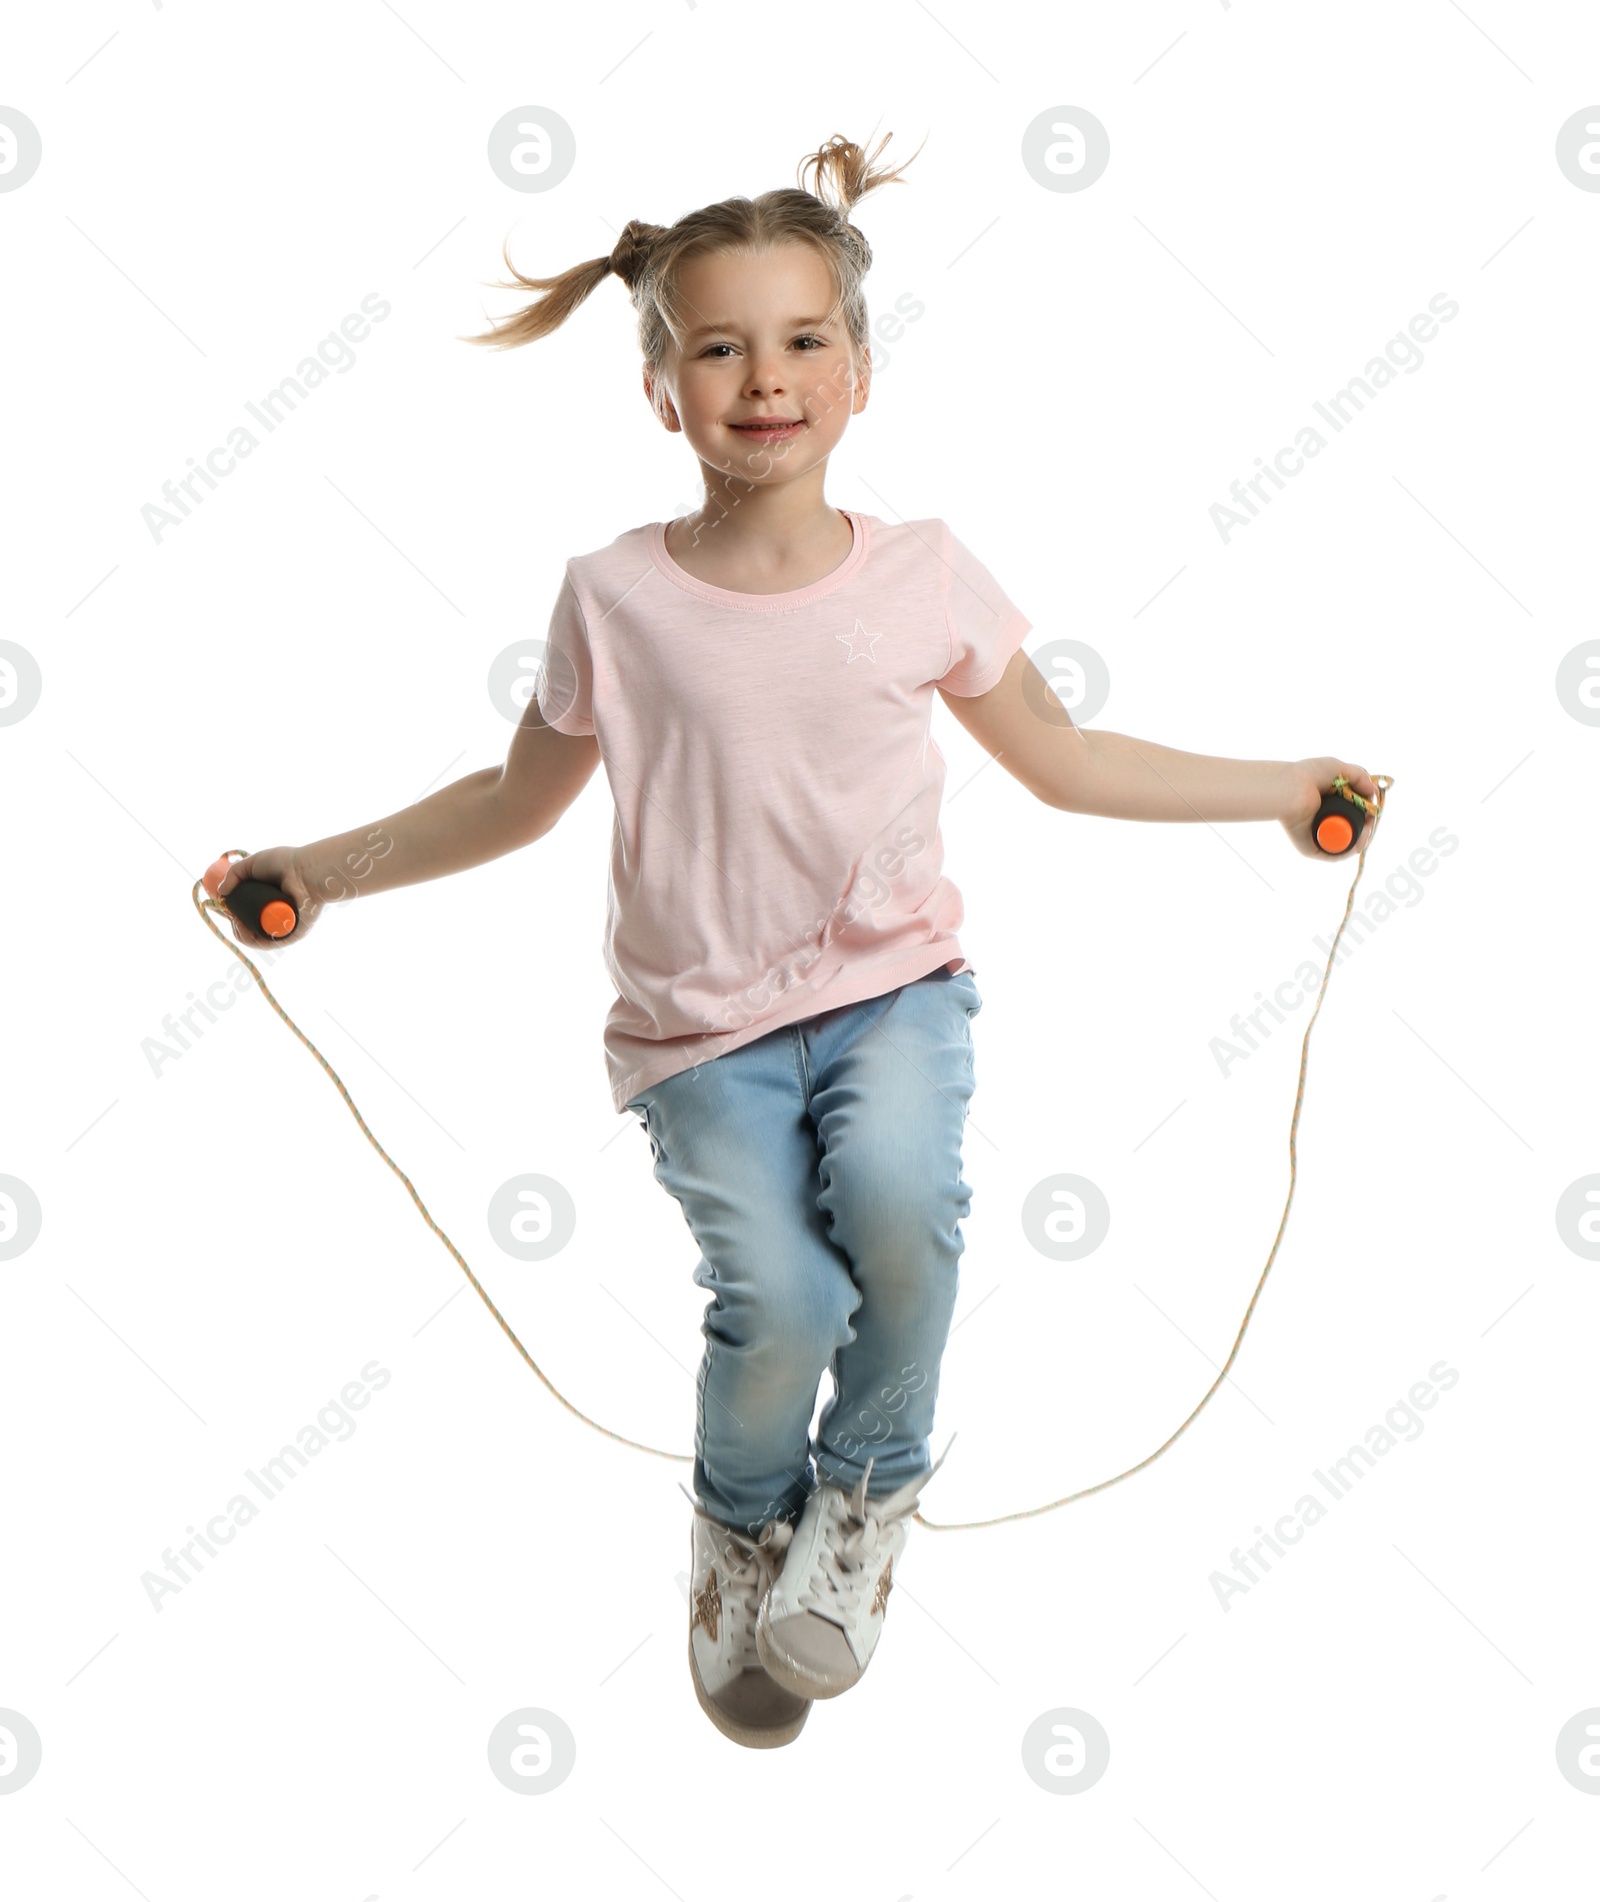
left=214, top=846, right=322, bottom=949
left=1279, top=758, right=1381, bottom=860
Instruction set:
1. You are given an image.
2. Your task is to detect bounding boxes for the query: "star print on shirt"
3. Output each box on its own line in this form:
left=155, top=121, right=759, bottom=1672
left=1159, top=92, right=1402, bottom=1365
left=836, top=618, right=882, bottom=665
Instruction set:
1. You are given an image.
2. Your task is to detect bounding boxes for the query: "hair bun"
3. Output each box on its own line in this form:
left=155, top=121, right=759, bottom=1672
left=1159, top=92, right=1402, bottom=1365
left=609, top=220, right=658, bottom=287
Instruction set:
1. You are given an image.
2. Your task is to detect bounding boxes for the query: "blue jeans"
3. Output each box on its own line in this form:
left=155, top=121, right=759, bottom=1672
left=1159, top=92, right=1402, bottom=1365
left=625, top=965, right=983, bottom=1537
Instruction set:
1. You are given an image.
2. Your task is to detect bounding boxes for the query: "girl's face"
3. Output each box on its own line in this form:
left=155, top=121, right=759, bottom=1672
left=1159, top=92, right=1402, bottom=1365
left=647, top=243, right=869, bottom=488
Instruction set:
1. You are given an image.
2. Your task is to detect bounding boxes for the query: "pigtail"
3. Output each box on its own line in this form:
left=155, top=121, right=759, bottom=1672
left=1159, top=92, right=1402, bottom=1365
left=797, top=131, right=925, bottom=218
left=460, top=217, right=667, bottom=350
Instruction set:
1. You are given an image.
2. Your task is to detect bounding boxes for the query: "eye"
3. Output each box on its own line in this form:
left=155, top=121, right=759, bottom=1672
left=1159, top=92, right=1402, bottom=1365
left=699, top=335, right=829, bottom=358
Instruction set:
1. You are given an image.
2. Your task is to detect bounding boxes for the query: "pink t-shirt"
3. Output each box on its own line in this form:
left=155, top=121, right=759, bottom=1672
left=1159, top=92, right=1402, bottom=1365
left=534, top=509, right=1032, bottom=1113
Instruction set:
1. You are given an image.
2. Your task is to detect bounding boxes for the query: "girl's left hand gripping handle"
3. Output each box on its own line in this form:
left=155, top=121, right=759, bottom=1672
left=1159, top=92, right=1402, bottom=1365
left=1311, top=778, right=1376, bottom=857
left=204, top=855, right=298, bottom=939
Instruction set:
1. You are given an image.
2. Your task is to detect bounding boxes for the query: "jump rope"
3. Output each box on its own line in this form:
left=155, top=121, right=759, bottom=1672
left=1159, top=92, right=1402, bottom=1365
left=197, top=772, right=1392, bottom=1533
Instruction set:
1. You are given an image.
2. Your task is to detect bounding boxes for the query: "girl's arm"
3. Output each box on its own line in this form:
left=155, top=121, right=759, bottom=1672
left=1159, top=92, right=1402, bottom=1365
left=938, top=651, right=1379, bottom=853
left=297, top=698, right=603, bottom=904
left=219, top=697, right=602, bottom=946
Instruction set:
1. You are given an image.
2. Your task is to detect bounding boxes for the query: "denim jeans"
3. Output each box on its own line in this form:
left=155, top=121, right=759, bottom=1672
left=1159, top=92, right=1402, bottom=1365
left=625, top=965, right=983, bottom=1537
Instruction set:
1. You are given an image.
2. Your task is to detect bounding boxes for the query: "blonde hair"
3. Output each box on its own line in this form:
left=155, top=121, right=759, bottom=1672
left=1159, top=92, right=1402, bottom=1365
left=461, top=131, right=925, bottom=421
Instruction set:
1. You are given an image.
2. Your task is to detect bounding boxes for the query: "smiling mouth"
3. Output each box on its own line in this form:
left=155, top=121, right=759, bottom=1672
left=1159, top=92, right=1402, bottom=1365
left=730, top=419, right=805, bottom=431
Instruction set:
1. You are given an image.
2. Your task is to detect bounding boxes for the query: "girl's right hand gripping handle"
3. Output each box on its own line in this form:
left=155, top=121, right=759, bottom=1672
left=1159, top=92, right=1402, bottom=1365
left=203, top=855, right=298, bottom=939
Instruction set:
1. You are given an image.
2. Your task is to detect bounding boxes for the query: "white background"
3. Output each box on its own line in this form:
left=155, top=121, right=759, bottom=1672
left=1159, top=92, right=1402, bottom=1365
left=3, top=3, right=1596, bottom=1898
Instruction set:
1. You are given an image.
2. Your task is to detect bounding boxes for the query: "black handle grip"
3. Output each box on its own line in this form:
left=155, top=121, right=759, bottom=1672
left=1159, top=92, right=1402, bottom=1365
left=223, top=877, right=298, bottom=939
left=1312, top=787, right=1371, bottom=857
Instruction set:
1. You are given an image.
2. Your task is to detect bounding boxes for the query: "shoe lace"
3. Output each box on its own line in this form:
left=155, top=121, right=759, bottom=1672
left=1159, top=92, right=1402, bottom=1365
left=796, top=1438, right=954, bottom=1619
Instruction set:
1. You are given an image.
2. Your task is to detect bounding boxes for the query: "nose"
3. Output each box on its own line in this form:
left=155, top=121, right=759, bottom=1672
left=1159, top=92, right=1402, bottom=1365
left=744, top=352, right=789, bottom=396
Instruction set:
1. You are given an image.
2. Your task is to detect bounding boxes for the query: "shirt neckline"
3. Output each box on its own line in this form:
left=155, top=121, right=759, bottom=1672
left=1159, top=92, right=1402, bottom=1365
left=647, top=509, right=869, bottom=611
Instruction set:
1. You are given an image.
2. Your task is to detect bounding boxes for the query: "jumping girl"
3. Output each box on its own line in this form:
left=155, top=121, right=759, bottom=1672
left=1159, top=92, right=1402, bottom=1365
left=215, top=131, right=1378, bottom=1750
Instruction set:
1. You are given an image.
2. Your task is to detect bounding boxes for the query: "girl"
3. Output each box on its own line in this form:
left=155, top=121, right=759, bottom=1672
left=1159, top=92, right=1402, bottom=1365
left=217, top=132, right=1378, bottom=1752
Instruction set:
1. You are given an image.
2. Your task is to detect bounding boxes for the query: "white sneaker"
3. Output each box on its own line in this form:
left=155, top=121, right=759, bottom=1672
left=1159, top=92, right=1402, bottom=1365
left=756, top=1438, right=952, bottom=1700
left=681, top=1485, right=812, bottom=1749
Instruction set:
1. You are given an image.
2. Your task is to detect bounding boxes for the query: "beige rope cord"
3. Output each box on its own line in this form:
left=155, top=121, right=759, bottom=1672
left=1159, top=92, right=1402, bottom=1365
left=193, top=772, right=1392, bottom=1534
left=189, top=872, right=681, bottom=1465
left=919, top=773, right=1395, bottom=1529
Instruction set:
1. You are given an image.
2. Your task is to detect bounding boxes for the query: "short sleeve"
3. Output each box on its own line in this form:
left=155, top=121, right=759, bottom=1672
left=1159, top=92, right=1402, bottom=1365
left=534, top=569, right=595, bottom=735
left=934, top=520, right=1033, bottom=696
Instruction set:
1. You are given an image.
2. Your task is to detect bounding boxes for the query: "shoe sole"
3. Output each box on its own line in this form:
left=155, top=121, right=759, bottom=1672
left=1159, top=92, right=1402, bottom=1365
left=754, top=1602, right=866, bottom=1701
left=687, top=1629, right=811, bottom=1748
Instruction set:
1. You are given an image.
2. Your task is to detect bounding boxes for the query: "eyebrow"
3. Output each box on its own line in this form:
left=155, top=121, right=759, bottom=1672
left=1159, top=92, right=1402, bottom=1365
left=684, top=316, right=836, bottom=340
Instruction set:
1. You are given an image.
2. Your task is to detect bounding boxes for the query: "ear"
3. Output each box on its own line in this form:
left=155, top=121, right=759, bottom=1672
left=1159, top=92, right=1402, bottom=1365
left=643, top=364, right=681, bottom=432
left=853, top=343, right=872, bottom=415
